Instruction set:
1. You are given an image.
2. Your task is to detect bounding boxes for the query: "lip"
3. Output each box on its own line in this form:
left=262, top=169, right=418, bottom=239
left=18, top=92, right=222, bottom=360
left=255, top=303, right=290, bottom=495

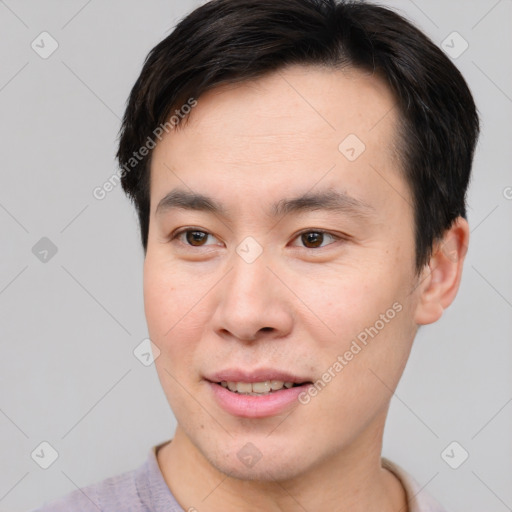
left=204, top=368, right=313, bottom=419
left=207, top=381, right=312, bottom=418
left=205, top=368, right=311, bottom=384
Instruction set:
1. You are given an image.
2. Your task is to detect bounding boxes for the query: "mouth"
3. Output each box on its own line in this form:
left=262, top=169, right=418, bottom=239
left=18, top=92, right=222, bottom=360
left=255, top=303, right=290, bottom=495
left=203, top=366, right=316, bottom=417
left=213, top=380, right=310, bottom=395
left=204, top=369, right=314, bottom=417
left=206, top=378, right=313, bottom=418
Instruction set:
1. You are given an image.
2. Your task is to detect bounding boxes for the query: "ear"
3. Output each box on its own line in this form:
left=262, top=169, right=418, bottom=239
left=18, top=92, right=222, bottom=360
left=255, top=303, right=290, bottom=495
left=413, top=217, right=470, bottom=325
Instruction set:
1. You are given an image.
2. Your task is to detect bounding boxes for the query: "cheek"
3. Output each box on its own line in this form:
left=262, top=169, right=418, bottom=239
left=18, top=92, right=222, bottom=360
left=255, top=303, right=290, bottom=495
left=295, top=260, right=414, bottom=400
left=143, top=256, right=187, bottom=351
left=143, top=254, right=213, bottom=365
left=303, top=282, right=413, bottom=436
left=293, top=261, right=401, bottom=341
left=143, top=251, right=198, bottom=327
left=143, top=260, right=172, bottom=336
left=143, top=257, right=215, bottom=425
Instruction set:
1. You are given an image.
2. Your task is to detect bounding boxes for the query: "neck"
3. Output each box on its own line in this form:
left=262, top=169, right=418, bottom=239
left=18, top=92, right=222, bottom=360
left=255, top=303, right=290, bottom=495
left=156, top=424, right=407, bottom=512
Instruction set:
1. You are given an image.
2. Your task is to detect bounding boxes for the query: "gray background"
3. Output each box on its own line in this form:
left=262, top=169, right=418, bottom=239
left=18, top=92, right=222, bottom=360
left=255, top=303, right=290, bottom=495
left=0, top=0, right=511, bottom=511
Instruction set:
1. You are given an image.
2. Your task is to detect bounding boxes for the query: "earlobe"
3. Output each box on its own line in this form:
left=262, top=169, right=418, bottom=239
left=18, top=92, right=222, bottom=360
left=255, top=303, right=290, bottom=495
left=413, top=217, right=470, bottom=326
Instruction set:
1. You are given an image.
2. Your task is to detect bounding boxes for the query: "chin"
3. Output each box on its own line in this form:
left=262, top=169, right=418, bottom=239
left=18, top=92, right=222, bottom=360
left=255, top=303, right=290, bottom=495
left=198, top=435, right=315, bottom=483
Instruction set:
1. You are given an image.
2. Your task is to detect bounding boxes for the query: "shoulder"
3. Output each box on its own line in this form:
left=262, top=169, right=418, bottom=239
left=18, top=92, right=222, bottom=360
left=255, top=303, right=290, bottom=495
left=31, top=463, right=145, bottom=512
left=382, top=457, right=447, bottom=512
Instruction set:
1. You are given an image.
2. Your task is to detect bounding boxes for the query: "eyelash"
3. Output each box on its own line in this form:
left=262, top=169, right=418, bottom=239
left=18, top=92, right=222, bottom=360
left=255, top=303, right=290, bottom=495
left=169, top=227, right=345, bottom=250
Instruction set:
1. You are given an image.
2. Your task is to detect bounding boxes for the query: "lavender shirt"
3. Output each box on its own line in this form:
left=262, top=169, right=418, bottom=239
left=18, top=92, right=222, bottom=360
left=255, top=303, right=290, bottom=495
left=32, top=440, right=446, bottom=512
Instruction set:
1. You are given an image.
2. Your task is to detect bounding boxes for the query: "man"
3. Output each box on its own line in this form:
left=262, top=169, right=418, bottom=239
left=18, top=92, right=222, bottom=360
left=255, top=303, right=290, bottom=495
left=34, top=0, right=479, bottom=510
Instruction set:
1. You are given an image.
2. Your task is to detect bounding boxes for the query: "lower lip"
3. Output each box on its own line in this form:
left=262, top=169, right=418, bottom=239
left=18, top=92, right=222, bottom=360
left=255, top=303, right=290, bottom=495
left=207, top=381, right=311, bottom=418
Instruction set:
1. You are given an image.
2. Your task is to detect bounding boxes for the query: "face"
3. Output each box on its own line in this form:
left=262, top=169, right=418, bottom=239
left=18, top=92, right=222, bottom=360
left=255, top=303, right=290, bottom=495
left=144, top=65, right=422, bottom=481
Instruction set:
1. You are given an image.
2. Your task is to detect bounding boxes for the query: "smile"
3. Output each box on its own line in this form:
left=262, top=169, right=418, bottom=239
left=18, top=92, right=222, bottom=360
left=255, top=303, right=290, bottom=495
left=219, top=380, right=303, bottom=395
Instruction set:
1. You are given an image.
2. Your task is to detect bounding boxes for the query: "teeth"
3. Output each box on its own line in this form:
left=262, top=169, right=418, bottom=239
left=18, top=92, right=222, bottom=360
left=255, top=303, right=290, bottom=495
left=253, top=381, right=272, bottom=393
left=220, top=380, right=297, bottom=394
left=270, top=380, right=284, bottom=390
left=236, top=382, right=252, bottom=394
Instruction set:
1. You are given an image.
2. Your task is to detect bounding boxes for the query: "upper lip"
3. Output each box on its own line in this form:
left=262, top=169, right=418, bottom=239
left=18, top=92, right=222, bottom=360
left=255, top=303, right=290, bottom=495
left=205, top=368, right=312, bottom=384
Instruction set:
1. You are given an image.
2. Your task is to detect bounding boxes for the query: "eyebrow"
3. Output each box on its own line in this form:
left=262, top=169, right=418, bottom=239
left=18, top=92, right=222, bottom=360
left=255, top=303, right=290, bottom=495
left=155, top=187, right=376, bottom=219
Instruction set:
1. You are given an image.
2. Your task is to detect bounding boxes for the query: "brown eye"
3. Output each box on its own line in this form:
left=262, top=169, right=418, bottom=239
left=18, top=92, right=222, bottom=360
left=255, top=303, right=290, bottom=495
left=184, top=230, right=209, bottom=246
left=171, top=229, right=218, bottom=247
left=298, top=231, right=338, bottom=249
left=302, top=232, right=323, bottom=248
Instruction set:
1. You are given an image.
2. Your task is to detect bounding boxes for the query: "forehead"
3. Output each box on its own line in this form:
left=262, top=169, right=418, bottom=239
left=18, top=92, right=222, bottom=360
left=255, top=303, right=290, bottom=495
left=149, top=64, right=404, bottom=216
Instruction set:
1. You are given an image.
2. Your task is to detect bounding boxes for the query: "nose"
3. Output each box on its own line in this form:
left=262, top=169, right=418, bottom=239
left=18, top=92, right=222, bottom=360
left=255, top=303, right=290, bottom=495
left=212, top=251, right=294, bottom=343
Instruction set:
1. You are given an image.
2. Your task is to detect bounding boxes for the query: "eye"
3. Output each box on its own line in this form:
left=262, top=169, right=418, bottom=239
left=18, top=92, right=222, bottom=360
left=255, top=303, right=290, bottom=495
left=292, top=230, right=341, bottom=249
left=169, top=228, right=343, bottom=250
left=171, top=228, right=220, bottom=247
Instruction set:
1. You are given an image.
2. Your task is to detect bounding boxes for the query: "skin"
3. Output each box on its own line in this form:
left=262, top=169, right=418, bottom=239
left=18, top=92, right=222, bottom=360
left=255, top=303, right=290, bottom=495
left=143, top=64, right=469, bottom=511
